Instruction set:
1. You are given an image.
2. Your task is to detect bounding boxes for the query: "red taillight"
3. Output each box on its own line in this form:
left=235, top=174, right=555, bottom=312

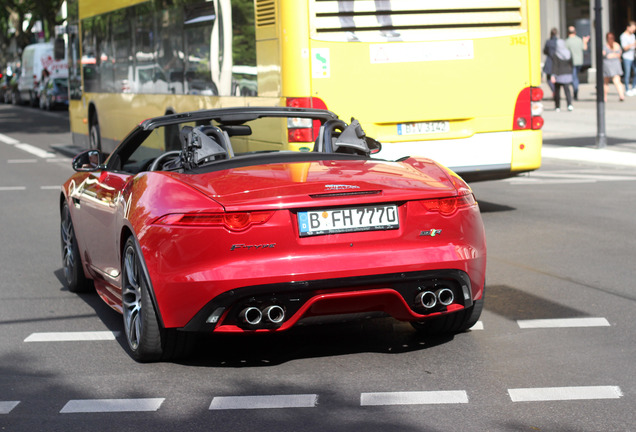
left=286, top=97, right=327, bottom=143
left=156, top=211, right=274, bottom=231
left=513, top=87, right=543, bottom=130
left=531, top=87, right=544, bottom=102
left=422, top=193, right=476, bottom=215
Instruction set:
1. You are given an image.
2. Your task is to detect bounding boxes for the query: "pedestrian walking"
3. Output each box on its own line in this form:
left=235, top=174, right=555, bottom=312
left=550, top=39, right=574, bottom=111
left=565, top=26, right=589, bottom=100
left=603, top=32, right=626, bottom=101
left=543, top=28, right=559, bottom=96
left=620, top=21, right=636, bottom=96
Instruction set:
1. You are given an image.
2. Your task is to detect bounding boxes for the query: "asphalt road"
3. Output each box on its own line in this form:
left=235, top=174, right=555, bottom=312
left=1, top=103, right=635, bottom=431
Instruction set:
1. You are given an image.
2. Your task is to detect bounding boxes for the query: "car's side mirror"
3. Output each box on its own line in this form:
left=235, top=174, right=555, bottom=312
left=72, top=150, right=104, bottom=172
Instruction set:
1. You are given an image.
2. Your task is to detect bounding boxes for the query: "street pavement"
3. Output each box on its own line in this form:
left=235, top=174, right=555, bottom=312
left=541, top=81, right=636, bottom=167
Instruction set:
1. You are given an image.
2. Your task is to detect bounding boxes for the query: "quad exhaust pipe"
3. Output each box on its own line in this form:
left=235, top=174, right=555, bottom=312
left=239, top=304, right=286, bottom=327
left=436, top=288, right=454, bottom=306
left=263, top=305, right=285, bottom=324
left=416, top=288, right=455, bottom=309
left=239, top=306, right=263, bottom=326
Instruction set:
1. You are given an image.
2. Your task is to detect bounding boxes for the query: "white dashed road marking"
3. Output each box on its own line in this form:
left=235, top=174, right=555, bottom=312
left=0, top=401, right=20, bottom=414
left=14, top=143, right=56, bottom=159
left=508, top=386, right=623, bottom=402
left=8, top=159, right=37, bottom=164
left=360, top=391, right=469, bottom=406
left=0, top=133, right=20, bottom=145
left=517, top=318, right=610, bottom=329
left=60, top=398, right=165, bottom=413
left=0, top=186, right=26, bottom=191
left=209, top=394, right=318, bottom=410
left=470, top=321, right=484, bottom=330
left=0, top=132, right=56, bottom=158
left=24, top=331, right=119, bottom=342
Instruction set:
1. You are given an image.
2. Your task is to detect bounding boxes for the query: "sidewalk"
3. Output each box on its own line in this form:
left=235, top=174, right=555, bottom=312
left=540, top=82, right=636, bottom=167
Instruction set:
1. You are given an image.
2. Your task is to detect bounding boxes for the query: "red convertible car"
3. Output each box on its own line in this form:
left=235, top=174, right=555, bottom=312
left=60, top=107, right=486, bottom=362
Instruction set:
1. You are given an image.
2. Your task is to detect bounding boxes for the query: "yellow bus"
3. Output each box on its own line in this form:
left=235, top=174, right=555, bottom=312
left=66, top=0, right=543, bottom=181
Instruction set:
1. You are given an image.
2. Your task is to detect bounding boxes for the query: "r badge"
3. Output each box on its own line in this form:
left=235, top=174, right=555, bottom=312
left=420, top=229, right=442, bottom=237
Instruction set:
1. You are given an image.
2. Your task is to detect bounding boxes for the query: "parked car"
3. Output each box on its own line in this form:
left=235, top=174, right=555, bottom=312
left=60, top=107, right=487, bottom=362
left=39, top=77, right=69, bottom=110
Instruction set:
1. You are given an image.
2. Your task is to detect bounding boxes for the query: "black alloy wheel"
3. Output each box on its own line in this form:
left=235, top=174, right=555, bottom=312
left=60, top=202, right=92, bottom=293
left=121, top=237, right=195, bottom=362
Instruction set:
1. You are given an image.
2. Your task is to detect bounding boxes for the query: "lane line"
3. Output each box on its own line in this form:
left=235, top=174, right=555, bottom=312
left=14, top=143, right=56, bottom=159
left=0, top=186, right=26, bottom=191
left=209, top=394, right=318, bottom=410
left=40, top=186, right=61, bottom=190
left=0, top=401, right=20, bottom=414
left=8, top=159, right=37, bottom=164
left=517, top=318, right=610, bottom=329
left=508, top=386, right=623, bottom=402
left=470, top=321, right=484, bottom=330
left=24, top=331, right=119, bottom=342
left=0, top=133, right=20, bottom=145
left=360, top=390, right=469, bottom=406
left=60, top=398, right=165, bottom=413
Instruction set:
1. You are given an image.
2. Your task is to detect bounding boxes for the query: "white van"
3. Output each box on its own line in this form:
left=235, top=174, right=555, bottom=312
left=17, top=43, right=60, bottom=106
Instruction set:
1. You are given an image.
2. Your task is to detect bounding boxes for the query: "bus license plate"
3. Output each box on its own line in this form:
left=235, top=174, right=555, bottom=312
left=397, top=121, right=449, bottom=135
left=298, top=204, right=399, bottom=237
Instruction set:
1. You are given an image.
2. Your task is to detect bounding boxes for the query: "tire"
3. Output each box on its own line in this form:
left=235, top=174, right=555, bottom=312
left=121, top=237, right=194, bottom=362
left=411, top=297, right=484, bottom=336
left=89, top=117, right=101, bottom=150
left=60, top=202, right=93, bottom=293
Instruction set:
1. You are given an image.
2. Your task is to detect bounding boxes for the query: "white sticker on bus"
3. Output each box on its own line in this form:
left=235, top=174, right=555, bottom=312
left=312, top=48, right=331, bottom=78
left=370, top=40, right=474, bottom=64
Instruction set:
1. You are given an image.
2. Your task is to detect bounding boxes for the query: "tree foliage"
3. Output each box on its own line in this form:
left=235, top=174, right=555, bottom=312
left=0, top=0, right=65, bottom=64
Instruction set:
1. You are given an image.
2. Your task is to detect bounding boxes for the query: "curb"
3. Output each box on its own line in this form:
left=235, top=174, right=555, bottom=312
left=542, top=144, right=636, bottom=167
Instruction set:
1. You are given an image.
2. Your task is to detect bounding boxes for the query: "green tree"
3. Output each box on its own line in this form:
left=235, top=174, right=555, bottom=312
left=0, top=0, right=65, bottom=64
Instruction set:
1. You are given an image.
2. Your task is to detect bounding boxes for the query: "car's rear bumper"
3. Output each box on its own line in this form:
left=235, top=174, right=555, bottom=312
left=181, top=269, right=478, bottom=333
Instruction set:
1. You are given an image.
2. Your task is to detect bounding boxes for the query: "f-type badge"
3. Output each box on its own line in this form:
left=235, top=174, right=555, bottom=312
left=420, top=229, right=442, bottom=237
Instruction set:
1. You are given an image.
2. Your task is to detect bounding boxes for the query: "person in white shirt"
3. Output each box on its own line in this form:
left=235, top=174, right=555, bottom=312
left=620, top=21, right=636, bottom=96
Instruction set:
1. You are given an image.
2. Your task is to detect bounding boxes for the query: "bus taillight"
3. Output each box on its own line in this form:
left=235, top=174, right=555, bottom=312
left=513, top=87, right=544, bottom=131
left=286, top=97, right=328, bottom=143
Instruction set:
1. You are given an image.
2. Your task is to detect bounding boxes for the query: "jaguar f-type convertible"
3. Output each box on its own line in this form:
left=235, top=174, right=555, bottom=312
left=60, top=107, right=486, bottom=362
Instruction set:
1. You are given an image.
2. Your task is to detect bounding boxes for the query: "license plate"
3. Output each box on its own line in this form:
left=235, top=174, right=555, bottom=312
left=397, top=121, right=450, bottom=135
left=298, top=204, right=399, bottom=237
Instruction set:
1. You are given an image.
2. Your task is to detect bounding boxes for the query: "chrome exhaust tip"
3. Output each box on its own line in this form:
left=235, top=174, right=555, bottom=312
left=436, top=288, right=454, bottom=306
left=263, top=305, right=285, bottom=324
left=416, top=291, right=437, bottom=309
left=240, top=306, right=263, bottom=325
